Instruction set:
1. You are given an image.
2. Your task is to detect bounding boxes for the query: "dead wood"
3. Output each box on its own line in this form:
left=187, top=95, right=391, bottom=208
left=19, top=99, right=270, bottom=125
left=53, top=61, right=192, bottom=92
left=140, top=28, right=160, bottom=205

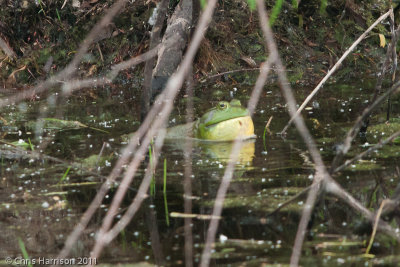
left=150, top=0, right=193, bottom=98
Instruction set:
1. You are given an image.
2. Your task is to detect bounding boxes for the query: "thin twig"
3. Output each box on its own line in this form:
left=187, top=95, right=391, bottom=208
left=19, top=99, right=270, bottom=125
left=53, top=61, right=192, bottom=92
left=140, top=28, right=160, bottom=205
left=184, top=67, right=194, bottom=267
left=88, top=0, right=220, bottom=258
left=334, top=130, right=400, bottom=173
left=0, top=0, right=128, bottom=110
left=201, top=67, right=260, bottom=80
left=330, top=81, right=400, bottom=173
left=255, top=1, right=331, bottom=266
left=281, top=10, right=392, bottom=134
left=365, top=200, right=387, bottom=255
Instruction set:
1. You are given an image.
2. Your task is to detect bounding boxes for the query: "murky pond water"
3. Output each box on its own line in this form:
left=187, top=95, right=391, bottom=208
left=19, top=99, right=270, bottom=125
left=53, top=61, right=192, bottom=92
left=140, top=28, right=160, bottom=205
left=1, top=78, right=400, bottom=266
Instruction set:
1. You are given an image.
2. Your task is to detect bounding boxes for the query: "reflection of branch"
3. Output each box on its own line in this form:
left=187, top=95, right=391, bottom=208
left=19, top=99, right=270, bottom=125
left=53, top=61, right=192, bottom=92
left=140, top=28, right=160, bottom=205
left=281, top=10, right=392, bottom=134
left=266, top=186, right=311, bottom=217
left=1, top=144, right=108, bottom=180
left=325, top=181, right=399, bottom=238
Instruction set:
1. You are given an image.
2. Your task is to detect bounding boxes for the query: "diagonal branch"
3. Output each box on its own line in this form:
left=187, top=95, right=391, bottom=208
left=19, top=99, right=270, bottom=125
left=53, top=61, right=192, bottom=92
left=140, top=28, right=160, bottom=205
left=281, top=10, right=392, bottom=134
left=333, top=130, right=400, bottom=173
left=0, top=0, right=128, bottom=109
left=330, top=80, right=400, bottom=173
left=85, top=0, right=220, bottom=259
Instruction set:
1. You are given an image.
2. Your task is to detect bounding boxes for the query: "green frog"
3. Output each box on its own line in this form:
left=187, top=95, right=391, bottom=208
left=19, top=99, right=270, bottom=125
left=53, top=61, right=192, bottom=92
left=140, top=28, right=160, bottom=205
left=166, top=99, right=255, bottom=141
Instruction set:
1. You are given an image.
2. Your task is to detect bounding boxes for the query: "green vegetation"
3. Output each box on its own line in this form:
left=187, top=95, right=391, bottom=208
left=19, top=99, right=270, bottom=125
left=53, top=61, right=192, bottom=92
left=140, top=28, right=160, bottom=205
left=163, top=159, right=170, bottom=226
left=18, top=238, right=32, bottom=267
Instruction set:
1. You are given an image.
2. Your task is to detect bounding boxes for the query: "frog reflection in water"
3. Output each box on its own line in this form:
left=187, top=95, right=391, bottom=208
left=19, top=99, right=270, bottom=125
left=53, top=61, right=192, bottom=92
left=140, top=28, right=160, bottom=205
left=166, top=99, right=255, bottom=141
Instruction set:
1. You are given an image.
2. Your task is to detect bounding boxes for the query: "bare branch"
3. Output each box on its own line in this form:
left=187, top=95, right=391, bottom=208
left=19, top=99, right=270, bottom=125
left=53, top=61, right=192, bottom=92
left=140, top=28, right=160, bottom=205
left=325, top=180, right=400, bottom=241
left=333, top=130, right=400, bottom=173
left=184, top=68, right=195, bottom=267
left=83, top=0, right=220, bottom=258
left=330, top=81, right=400, bottom=172
left=61, top=45, right=161, bottom=95
left=291, top=176, right=322, bottom=266
left=281, top=10, right=392, bottom=134
left=0, top=0, right=128, bottom=109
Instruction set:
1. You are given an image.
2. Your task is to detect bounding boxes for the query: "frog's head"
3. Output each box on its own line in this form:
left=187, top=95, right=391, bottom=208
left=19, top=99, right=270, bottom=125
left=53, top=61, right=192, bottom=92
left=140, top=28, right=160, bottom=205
left=195, top=99, right=255, bottom=141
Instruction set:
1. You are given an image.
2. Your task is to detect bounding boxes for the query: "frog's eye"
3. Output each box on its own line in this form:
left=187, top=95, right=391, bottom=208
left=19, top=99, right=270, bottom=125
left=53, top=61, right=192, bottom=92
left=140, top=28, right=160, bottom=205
left=219, top=102, right=227, bottom=109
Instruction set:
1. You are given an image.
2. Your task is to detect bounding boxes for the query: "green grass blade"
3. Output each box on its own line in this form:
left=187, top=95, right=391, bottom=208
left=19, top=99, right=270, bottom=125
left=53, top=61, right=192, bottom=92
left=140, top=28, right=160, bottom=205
left=18, top=238, right=32, bottom=267
left=270, top=0, right=284, bottom=26
left=28, top=138, right=34, bottom=151
left=59, top=166, right=71, bottom=183
left=320, top=0, right=327, bottom=15
left=247, top=0, right=256, bottom=11
left=164, top=193, right=170, bottom=226
left=200, top=0, right=207, bottom=9
left=163, top=159, right=169, bottom=226
left=163, top=159, right=167, bottom=193
left=56, top=8, right=61, bottom=22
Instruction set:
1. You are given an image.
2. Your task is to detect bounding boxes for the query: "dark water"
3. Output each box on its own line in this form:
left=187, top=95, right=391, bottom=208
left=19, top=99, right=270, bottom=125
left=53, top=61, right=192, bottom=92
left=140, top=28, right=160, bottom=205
left=1, top=79, right=400, bottom=266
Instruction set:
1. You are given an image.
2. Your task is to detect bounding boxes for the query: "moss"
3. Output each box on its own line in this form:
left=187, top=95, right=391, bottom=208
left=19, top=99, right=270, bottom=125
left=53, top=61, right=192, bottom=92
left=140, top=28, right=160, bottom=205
left=345, top=161, right=381, bottom=171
